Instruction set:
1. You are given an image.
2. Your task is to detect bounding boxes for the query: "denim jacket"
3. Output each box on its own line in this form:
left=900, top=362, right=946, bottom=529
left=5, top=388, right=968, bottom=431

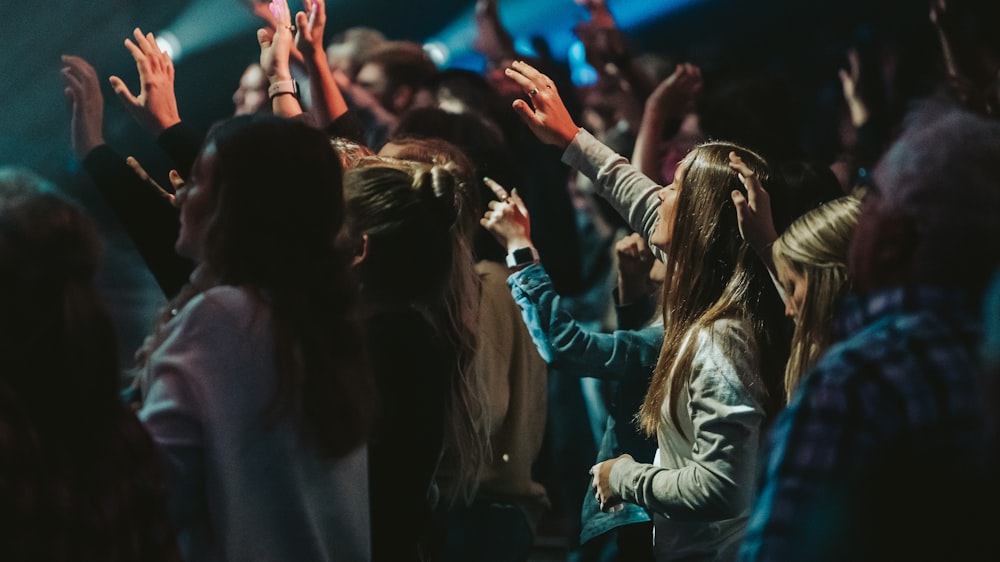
left=507, top=264, right=661, bottom=542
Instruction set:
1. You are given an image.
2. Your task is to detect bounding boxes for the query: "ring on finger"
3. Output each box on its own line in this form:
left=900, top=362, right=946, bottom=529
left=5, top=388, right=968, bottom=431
left=527, top=88, right=539, bottom=96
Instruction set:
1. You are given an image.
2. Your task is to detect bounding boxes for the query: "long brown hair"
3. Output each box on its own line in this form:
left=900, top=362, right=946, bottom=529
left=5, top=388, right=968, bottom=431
left=638, top=142, right=789, bottom=438
left=140, top=115, right=373, bottom=459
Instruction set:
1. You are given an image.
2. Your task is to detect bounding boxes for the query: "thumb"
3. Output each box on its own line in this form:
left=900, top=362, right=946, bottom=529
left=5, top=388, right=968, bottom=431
left=108, top=76, right=138, bottom=106
left=511, top=99, right=537, bottom=126
left=510, top=188, right=529, bottom=216
left=257, top=27, right=274, bottom=47
left=295, top=11, right=310, bottom=36
left=731, top=189, right=748, bottom=211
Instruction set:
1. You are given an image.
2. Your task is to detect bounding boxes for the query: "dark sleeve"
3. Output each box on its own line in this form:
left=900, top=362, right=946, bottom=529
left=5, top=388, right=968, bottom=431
left=81, top=145, right=194, bottom=298
left=156, top=121, right=205, bottom=179
left=324, top=110, right=367, bottom=146
left=615, top=290, right=658, bottom=331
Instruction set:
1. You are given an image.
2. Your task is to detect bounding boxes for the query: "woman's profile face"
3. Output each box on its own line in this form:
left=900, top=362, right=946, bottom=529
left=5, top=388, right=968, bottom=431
left=175, top=144, right=218, bottom=261
left=776, top=259, right=808, bottom=321
left=649, top=159, right=686, bottom=251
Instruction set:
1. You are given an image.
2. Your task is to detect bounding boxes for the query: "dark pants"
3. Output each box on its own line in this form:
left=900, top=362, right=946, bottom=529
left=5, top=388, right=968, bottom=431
left=441, top=502, right=534, bottom=562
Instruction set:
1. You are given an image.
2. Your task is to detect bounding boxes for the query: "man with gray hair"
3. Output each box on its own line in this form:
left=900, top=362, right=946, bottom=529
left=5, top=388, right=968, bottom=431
left=740, top=99, right=1000, bottom=562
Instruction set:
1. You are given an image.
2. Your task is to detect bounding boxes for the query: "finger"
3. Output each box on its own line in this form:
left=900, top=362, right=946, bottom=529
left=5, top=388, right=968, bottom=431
left=108, top=76, right=139, bottom=106
left=847, top=48, right=860, bottom=80
left=308, top=0, right=321, bottom=28
left=123, top=38, right=145, bottom=63
left=837, top=68, right=850, bottom=86
left=511, top=98, right=538, bottom=124
left=258, top=27, right=274, bottom=47
left=731, top=189, right=749, bottom=213
left=277, top=0, right=292, bottom=25
left=126, top=156, right=173, bottom=200
left=510, top=188, right=528, bottom=216
left=295, top=11, right=310, bottom=40
left=509, top=59, right=546, bottom=83
left=60, top=67, right=84, bottom=91
left=482, top=176, right=509, bottom=201
left=133, top=28, right=156, bottom=56
left=504, top=66, right=534, bottom=91
left=146, top=32, right=161, bottom=55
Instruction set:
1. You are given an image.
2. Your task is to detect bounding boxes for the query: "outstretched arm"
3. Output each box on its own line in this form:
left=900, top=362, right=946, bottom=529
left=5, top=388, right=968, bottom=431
left=472, top=0, right=516, bottom=65
left=258, top=0, right=304, bottom=118
left=62, top=54, right=193, bottom=297
left=295, top=0, right=350, bottom=127
left=61, top=55, right=106, bottom=159
left=632, top=63, right=702, bottom=179
left=481, top=177, right=661, bottom=377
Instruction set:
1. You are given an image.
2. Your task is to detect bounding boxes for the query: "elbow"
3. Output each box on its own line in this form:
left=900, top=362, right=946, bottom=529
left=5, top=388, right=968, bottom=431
left=697, top=475, right=752, bottom=520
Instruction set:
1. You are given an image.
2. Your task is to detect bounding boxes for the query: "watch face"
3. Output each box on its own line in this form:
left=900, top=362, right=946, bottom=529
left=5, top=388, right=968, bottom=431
left=507, top=246, right=538, bottom=268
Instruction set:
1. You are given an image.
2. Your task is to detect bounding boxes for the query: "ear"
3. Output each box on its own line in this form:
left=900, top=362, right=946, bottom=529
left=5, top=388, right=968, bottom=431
left=352, top=233, right=369, bottom=267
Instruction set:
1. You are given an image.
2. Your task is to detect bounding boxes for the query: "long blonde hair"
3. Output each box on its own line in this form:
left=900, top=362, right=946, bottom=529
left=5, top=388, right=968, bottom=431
left=772, top=195, right=861, bottom=400
left=638, top=142, right=789, bottom=438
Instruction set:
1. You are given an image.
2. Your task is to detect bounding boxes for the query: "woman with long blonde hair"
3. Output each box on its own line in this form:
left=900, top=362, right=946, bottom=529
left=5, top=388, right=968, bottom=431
left=771, top=195, right=862, bottom=399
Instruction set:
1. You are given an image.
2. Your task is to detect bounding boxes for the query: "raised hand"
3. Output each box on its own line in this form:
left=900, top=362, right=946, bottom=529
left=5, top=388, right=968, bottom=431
left=504, top=60, right=581, bottom=149
left=572, top=0, right=627, bottom=72
left=60, top=55, right=105, bottom=159
left=646, top=63, right=702, bottom=121
left=728, top=151, right=778, bottom=261
left=258, top=0, right=294, bottom=83
left=108, top=28, right=182, bottom=136
left=615, top=232, right=657, bottom=304
left=480, top=177, right=532, bottom=251
left=837, top=48, right=869, bottom=128
left=473, top=0, right=515, bottom=64
left=294, top=0, right=325, bottom=59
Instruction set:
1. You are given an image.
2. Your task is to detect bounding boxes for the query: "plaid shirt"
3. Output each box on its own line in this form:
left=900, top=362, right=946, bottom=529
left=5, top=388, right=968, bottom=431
left=739, top=285, right=988, bottom=561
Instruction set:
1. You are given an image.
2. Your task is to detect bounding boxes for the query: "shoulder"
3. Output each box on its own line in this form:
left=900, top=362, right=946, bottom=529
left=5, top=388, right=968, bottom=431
left=694, top=317, right=756, bottom=361
left=172, top=286, right=265, bottom=330
left=689, top=317, right=762, bottom=402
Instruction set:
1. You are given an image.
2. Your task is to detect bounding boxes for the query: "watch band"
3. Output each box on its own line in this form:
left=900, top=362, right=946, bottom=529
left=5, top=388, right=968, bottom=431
left=268, top=79, right=299, bottom=99
left=505, top=246, right=539, bottom=269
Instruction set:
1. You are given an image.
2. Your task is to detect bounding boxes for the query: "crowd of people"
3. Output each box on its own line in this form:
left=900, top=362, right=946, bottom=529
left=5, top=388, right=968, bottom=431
left=2, top=0, right=1000, bottom=560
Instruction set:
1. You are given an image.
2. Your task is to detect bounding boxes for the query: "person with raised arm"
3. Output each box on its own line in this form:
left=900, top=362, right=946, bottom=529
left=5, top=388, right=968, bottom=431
left=480, top=177, right=661, bottom=561
left=495, top=61, right=790, bottom=561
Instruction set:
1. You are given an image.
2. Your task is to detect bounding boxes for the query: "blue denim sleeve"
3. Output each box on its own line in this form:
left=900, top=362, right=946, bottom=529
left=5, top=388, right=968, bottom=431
left=508, top=264, right=662, bottom=380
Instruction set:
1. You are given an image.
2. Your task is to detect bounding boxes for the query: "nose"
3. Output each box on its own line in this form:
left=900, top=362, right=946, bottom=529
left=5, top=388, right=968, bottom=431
left=657, top=187, right=668, bottom=202
left=784, top=301, right=795, bottom=319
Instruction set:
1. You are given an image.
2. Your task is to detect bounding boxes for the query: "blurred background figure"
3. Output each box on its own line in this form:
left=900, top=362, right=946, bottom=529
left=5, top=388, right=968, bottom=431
left=0, top=169, right=180, bottom=562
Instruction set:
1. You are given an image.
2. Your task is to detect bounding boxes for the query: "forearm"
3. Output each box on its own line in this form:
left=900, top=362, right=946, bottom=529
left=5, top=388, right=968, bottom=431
left=508, top=264, right=658, bottom=378
left=156, top=121, right=204, bottom=179
left=305, top=51, right=349, bottom=127
left=81, top=145, right=194, bottom=297
left=563, top=129, right=664, bottom=261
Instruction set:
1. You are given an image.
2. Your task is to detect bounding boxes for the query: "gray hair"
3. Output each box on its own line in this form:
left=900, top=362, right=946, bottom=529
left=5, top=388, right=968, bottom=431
left=872, top=98, right=1000, bottom=293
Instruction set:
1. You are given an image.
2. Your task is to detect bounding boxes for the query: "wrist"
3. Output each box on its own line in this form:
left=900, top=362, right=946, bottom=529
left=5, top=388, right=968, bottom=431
left=505, top=237, right=533, bottom=253
left=505, top=245, right=539, bottom=270
left=268, top=79, right=299, bottom=99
